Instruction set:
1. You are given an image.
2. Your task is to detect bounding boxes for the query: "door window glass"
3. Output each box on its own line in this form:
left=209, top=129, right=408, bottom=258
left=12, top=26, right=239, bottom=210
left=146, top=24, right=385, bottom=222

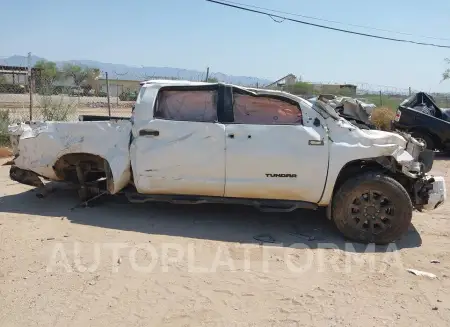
left=233, top=94, right=302, bottom=125
left=155, top=90, right=218, bottom=122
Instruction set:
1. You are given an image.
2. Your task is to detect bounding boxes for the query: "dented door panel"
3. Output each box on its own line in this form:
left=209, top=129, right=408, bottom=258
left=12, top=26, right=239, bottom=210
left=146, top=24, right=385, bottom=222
left=131, top=119, right=226, bottom=196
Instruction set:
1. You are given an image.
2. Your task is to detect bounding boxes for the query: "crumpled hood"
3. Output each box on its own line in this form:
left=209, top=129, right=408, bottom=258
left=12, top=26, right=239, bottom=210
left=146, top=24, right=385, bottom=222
left=333, top=118, right=407, bottom=147
left=327, top=118, right=425, bottom=167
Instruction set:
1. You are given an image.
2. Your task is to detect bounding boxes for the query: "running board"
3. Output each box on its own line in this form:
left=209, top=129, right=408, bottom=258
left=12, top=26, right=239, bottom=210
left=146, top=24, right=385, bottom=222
left=125, top=193, right=317, bottom=212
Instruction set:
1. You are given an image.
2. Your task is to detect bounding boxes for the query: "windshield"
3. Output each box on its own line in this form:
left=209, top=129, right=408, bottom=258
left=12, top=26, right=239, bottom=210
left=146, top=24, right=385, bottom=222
left=304, top=98, right=340, bottom=120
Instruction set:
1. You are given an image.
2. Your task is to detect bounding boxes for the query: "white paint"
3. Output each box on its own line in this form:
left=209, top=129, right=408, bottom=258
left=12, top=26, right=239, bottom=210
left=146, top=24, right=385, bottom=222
left=130, top=120, right=226, bottom=196
left=318, top=118, right=419, bottom=205
left=9, top=120, right=132, bottom=194
left=422, top=176, right=447, bottom=211
left=224, top=122, right=328, bottom=202
left=8, top=80, right=446, bottom=212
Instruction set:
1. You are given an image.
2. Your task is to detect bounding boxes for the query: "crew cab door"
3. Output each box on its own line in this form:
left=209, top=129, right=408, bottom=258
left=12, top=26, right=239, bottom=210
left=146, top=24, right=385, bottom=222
left=131, top=85, right=226, bottom=196
left=224, top=89, right=329, bottom=202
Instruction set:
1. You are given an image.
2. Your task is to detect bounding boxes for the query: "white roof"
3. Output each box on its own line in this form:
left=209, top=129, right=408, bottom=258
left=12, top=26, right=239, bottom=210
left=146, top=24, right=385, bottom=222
left=141, top=79, right=212, bottom=86
left=140, top=79, right=309, bottom=104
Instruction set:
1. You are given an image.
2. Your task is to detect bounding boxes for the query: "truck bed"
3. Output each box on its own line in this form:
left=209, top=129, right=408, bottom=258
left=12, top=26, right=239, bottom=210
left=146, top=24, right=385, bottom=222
left=78, top=115, right=130, bottom=121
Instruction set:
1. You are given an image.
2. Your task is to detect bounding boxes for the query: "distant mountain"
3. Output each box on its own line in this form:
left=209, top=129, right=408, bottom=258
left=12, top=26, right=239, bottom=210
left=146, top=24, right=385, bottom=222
left=0, top=55, right=272, bottom=87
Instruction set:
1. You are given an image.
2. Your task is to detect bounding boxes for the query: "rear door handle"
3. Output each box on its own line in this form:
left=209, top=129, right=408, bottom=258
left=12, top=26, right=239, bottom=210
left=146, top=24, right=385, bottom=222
left=228, top=133, right=235, bottom=139
left=139, top=129, right=159, bottom=136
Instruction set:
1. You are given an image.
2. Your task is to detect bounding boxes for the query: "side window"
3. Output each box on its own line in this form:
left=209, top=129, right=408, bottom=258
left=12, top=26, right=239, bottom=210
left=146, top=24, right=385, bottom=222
left=233, top=93, right=302, bottom=125
left=155, top=90, right=218, bottom=122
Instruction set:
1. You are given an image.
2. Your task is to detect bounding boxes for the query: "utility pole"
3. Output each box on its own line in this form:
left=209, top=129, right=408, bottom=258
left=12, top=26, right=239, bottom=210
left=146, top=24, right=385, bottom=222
left=105, top=72, right=111, bottom=118
left=113, top=70, right=128, bottom=107
left=27, top=52, right=33, bottom=121
left=116, top=78, right=119, bottom=107
left=205, top=67, right=209, bottom=82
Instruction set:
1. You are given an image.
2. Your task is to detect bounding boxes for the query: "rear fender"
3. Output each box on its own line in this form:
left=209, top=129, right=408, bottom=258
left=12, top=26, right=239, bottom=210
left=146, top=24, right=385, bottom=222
left=10, top=121, right=132, bottom=194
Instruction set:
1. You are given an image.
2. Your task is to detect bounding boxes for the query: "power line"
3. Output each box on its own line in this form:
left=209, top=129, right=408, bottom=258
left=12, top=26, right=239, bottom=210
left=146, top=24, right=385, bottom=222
left=222, top=0, right=450, bottom=42
left=206, top=0, right=450, bottom=49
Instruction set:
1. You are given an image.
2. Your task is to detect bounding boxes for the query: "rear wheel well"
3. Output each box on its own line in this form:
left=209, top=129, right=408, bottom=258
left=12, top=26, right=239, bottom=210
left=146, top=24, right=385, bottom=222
left=409, top=128, right=441, bottom=149
left=53, top=153, right=112, bottom=186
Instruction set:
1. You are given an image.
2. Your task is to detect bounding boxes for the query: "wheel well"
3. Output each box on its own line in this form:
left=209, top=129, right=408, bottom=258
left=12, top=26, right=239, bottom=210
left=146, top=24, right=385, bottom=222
left=409, top=128, right=441, bottom=148
left=333, top=158, right=389, bottom=198
left=53, top=153, right=112, bottom=185
left=329, top=157, right=416, bottom=215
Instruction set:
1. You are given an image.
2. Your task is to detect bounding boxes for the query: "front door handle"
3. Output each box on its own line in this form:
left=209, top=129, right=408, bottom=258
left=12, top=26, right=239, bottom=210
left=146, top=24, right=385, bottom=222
left=139, top=129, right=159, bottom=136
left=308, top=139, right=324, bottom=146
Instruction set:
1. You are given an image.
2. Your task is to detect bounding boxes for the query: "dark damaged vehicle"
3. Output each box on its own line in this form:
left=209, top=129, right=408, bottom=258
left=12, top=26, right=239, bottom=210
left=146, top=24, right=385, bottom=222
left=393, top=92, right=450, bottom=152
left=7, top=80, right=447, bottom=244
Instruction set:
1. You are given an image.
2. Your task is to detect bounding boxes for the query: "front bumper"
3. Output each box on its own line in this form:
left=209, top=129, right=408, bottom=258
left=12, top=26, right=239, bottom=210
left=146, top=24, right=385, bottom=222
left=422, top=175, right=446, bottom=211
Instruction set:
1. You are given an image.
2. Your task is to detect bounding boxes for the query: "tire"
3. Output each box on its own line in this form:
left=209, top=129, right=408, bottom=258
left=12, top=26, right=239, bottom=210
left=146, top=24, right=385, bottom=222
left=411, top=131, right=434, bottom=151
left=331, top=172, right=413, bottom=244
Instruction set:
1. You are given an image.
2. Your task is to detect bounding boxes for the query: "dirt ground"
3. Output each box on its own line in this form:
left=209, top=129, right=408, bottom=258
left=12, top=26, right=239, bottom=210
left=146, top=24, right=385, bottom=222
left=0, top=156, right=449, bottom=327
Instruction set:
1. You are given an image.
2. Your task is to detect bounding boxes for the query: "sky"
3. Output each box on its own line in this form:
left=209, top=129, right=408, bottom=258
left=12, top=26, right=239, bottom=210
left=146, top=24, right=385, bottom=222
left=1, top=0, right=450, bottom=92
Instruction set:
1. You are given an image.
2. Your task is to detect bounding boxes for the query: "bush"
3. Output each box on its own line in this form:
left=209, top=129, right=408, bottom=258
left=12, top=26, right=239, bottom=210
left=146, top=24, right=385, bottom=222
left=38, top=95, right=78, bottom=121
left=370, top=107, right=395, bottom=131
left=0, top=84, right=26, bottom=94
left=119, top=90, right=138, bottom=101
left=0, top=110, right=10, bottom=146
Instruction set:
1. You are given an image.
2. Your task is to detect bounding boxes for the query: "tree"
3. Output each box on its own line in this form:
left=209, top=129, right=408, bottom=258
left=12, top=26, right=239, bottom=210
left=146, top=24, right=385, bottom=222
left=62, top=64, right=89, bottom=89
left=34, top=60, right=61, bottom=93
left=443, top=58, right=450, bottom=82
left=86, top=68, right=100, bottom=94
left=62, top=64, right=100, bottom=96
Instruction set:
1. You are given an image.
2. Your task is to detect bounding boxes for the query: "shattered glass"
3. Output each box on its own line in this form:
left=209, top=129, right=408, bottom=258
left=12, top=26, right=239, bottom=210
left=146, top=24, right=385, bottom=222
left=233, top=94, right=303, bottom=125
left=156, top=90, right=218, bottom=122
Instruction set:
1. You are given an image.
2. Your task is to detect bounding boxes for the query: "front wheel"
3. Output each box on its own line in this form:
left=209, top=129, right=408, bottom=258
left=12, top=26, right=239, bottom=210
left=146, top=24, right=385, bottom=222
left=332, top=172, right=413, bottom=244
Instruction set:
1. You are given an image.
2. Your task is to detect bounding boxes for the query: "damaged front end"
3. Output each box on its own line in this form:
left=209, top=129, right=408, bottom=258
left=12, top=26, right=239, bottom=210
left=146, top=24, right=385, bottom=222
left=394, top=132, right=446, bottom=211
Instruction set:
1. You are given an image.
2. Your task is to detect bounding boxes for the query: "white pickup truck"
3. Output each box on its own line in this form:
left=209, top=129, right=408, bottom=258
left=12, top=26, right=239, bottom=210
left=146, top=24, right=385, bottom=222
left=8, top=80, right=446, bottom=244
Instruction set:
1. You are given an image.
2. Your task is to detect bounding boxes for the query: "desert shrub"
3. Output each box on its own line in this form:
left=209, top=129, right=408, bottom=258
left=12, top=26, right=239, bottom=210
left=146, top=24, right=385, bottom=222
left=0, top=84, right=26, bottom=94
left=370, top=107, right=395, bottom=131
left=0, top=110, right=10, bottom=146
left=119, top=90, right=138, bottom=101
left=38, top=95, right=77, bottom=121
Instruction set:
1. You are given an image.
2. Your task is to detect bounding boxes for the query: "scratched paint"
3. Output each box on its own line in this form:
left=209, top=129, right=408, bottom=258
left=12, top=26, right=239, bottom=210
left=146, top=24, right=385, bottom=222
left=130, top=119, right=226, bottom=197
